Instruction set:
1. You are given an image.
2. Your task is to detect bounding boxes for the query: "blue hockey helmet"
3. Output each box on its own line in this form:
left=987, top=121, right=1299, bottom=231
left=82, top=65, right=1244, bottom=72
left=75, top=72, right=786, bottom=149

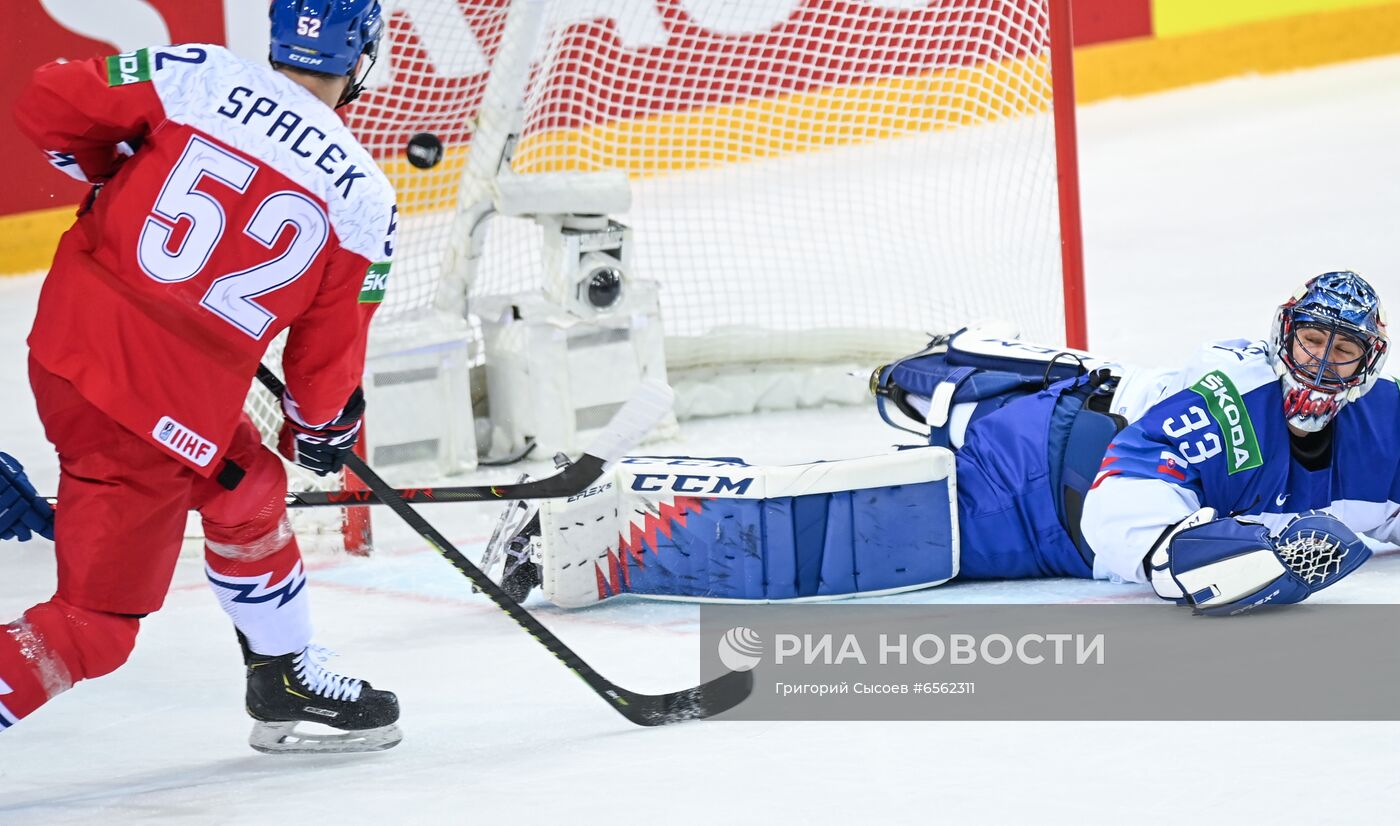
left=270, top=0, right=384, bottom=104
left=1270, top=270, right=1389, bottom=431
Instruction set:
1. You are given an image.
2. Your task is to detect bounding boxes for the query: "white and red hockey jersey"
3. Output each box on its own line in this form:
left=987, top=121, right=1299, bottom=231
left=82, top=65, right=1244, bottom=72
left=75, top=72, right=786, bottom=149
left=14, top=44, right=396, bottom=473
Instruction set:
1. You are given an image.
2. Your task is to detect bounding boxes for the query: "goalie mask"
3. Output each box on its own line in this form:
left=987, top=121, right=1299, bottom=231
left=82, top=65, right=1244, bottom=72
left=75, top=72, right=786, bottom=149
left=1270, top=270, right=1389, bottom=432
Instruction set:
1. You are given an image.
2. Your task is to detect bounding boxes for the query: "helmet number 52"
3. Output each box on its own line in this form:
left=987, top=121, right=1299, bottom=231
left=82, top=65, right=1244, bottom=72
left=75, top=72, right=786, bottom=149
left=137, top=135, right=329, bottom=339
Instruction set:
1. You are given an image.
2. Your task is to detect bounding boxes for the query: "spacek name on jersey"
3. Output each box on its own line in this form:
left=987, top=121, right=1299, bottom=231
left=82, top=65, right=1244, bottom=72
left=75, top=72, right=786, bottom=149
left=216, top=87, right=369, bottom=198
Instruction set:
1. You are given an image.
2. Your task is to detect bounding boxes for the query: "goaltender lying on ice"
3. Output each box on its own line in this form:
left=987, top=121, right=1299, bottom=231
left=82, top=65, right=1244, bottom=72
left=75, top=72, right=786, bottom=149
left=483, top=271, right=1393, bottom=617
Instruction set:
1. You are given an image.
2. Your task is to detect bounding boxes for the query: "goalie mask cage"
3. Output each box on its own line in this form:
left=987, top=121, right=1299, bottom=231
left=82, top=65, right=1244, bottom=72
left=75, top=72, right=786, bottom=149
left=346, top=0, right=1085, bottom=366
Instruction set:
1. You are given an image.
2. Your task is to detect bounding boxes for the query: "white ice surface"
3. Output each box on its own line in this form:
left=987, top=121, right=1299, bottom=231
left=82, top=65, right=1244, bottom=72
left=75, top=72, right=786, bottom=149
left=6, top=56, right=1400, bottom=823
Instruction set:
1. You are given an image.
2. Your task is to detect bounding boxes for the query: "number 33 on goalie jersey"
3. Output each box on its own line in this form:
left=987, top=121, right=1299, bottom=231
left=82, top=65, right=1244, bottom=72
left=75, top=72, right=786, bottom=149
left=14, top=45, right=396, bottom=473
left=1081, top=342, right=1400, bottom=583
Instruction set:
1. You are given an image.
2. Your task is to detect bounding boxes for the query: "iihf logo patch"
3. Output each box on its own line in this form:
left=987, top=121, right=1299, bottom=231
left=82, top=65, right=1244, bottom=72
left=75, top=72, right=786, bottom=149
left=152, top=415, right=217, bottom=467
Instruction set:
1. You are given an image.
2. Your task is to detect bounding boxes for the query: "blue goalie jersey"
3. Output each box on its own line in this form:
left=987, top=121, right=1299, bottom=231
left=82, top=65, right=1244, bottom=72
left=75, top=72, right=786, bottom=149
left=1081, top=340, right=1400, bottom=583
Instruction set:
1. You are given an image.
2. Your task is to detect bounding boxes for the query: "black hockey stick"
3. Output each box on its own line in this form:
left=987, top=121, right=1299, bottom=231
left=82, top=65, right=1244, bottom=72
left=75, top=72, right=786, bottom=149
left=257, top=365, right=752, bottom=725
left=44, top=445, right=616, bottom=511
left=278, top=470, right=608, bottom=508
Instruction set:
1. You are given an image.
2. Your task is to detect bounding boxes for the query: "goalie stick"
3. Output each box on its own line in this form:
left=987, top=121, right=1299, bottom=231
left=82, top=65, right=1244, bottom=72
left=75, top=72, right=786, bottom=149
left=255, top=365, right=753, bottom=726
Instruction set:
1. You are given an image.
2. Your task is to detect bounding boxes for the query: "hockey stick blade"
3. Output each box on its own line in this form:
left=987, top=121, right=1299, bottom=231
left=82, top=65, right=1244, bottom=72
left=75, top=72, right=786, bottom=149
left=609, top=668, right=754, bottom=726
left=254, top=366, right=752, bottom=725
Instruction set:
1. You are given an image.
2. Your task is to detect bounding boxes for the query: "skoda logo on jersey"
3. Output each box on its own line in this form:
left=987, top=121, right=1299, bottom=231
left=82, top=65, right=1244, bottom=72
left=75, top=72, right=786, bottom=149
left=718, top=627, right=764, bottom=672
left=359, top=262, right=390, bottom=304
left=1189, top=371, right=1263, bottom=474
left=105, top=49, right=153, bottom=86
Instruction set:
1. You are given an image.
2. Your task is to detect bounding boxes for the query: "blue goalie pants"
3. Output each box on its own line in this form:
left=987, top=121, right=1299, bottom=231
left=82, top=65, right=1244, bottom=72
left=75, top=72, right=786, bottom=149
left=954, top=380, right=1102, bottom=580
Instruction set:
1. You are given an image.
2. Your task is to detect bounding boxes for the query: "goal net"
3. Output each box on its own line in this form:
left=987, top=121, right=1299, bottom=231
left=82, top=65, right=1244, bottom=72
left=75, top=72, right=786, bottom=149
left=346, top=0, right=1084, bottom=382
left=229, top=0, right=1086, bottom=551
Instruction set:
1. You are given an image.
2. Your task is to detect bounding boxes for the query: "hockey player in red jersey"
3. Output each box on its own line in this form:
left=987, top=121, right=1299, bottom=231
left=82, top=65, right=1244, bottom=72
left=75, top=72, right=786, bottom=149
left=0, top=0, right=401, bottom=753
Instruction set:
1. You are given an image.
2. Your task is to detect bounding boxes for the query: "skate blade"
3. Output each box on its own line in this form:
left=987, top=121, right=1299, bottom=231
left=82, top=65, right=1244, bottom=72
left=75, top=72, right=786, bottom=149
left=248, top=720, right=403, bottom=755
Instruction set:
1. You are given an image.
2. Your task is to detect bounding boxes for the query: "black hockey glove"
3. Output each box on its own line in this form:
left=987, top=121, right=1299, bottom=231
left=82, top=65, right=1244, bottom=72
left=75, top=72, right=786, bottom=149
left=277, top=388, right=366, bottom=476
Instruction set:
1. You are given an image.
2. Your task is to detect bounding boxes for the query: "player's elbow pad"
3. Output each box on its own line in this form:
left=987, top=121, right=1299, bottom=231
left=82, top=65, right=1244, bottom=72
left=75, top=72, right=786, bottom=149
left=1149, top=510, right=1370, bottom=616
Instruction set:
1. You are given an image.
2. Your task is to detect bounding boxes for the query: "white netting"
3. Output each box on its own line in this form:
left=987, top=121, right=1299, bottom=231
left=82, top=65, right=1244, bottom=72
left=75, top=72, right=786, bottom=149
left=1275, top=529, right=1351, bottom=586
left=340, top=0, right=1075, bottom=370
left=234, top=0, right=1078, bottom=543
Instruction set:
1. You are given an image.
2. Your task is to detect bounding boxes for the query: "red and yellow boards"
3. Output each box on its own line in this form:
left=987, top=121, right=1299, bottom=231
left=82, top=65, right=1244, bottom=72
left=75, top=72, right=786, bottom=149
left=1074, top=0, right=1400, bottom=101
left=5, top=0, right=1400, bottom=276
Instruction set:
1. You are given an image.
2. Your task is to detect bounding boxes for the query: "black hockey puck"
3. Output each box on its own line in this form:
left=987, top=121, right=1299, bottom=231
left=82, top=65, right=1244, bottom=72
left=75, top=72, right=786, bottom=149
left=406, top=132, right=444, bottom=169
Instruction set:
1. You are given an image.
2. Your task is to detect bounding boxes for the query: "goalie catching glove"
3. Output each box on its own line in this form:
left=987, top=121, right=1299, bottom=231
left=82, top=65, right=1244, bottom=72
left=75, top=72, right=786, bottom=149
left=1147, top=507, right=1370, bottom=616
left=278, top=388, right=366, bottom=476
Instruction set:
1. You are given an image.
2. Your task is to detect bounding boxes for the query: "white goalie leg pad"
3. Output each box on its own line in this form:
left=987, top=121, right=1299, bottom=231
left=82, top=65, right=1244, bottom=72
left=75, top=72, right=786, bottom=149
left=539, top=448, right=959, bottom=608
left=537, top=478, right=626, bottom=609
